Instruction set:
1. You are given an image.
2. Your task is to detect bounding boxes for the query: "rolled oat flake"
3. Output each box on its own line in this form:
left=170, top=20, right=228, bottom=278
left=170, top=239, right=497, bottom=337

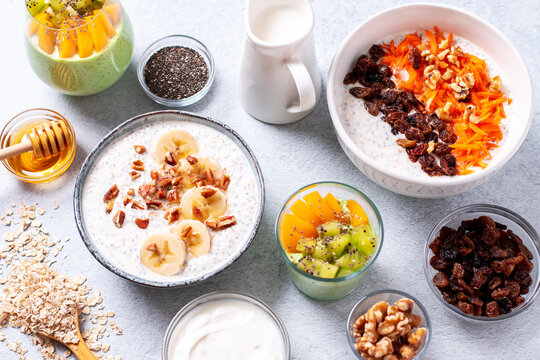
left=144, top=46, right=209, bottom=100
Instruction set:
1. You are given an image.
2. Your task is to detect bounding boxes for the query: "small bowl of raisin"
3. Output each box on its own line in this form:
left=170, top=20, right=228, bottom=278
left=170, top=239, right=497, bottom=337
left=424, top=204, right=540, bottom=321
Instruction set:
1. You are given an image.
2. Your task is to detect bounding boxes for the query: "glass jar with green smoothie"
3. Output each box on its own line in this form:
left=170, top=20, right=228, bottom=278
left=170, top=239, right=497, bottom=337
left=24, top=0, right=134, bottom=96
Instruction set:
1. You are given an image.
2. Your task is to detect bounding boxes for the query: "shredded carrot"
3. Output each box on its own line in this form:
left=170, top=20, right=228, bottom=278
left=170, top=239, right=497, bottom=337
left=381, top=27, right=510, bottom=174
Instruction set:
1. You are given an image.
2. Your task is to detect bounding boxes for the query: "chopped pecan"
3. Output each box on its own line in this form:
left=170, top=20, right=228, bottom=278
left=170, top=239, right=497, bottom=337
left=167, top=190, right=179, bottom=202
left=164, top=152, right=177, bottom=166
left=133, top=145, right=146, bottom=154
left=164, top=207, right=181, bottom=223
left=145, top=199, right=162, bottom=210
left=220, top=171, right=231, bottom=191
left=138, top=184, right=156, bottom=198
left=186, top=155, right=198, bottom=165
left=192, top=206, right=204, bottom=220
left=205, top=168, right=215, bottom=185
left=122, top=196, right=132, bottom=206
left=131, top=160, right=145, bottom=171
left=158, top=177, right=172, bottom=188
left=156, top=189, right=167, bottom=199
left=171, top=176, right=183, bottom=187
left=112, top=210, right=125, bottom=228
left=131, top=200, right=146, bottom=210
left=127, top=188, right=135, bottom=196
left=201, top=187, right=217, bottom=198
left=135, top=218, right=149, bottom=229
left=146, top=243, right=157, bottom=252
left=129, top=171, right=141, bottom=181
left=396, top=139, right=416, bottom=149
left=103, top=184, right=119, bottom=202
left=205, top=218, right=218, bottom=229
left=105, top=200, right=114, bottom=214
left=150, top=170, right=159, bottom=180
left=180, top=225, right=192, bottom=238
left=217, top=215, right=237, bottom=229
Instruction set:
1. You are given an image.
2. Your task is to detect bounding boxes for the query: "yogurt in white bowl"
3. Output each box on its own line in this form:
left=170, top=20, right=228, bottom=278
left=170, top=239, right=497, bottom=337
left=74, top=111, right=264, bottom=287
left=327, top=3, right=533, bottom=198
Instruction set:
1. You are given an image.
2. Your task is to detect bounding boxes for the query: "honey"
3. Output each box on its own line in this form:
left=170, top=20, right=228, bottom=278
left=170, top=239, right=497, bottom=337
left=0, top=109, right=76, bottom=183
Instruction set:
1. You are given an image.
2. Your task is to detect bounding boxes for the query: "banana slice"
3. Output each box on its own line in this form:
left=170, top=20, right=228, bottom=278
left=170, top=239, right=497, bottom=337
left=180, top=186, right=227, bottom=221
left=178, top=154, right=223, bottom=188
left=172, top=220, right=211, bottom=257
left=140, top=232, right=186, bottom=276
left=153, top=129, right=199, bottom=164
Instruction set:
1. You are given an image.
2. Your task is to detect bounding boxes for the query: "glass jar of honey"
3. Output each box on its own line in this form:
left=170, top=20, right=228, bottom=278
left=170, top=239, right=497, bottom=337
left=0, top=109, right=76, bottom=183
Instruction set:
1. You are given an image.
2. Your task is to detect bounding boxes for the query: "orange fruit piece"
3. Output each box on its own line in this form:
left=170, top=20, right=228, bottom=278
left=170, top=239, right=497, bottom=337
left=280, top=213, right=318, bottom=252
left=57, top=20, right=77, bottom=59
left=86, top=16, right=108, bottom=52
left=28, top=12, right=50, bottom=37
left=94, top=9, right=116, bottom=38
left=76, top=25, right=94, bottom=58
left=303, top=191, right=335, bottom=223
left=324, top=193, right=350, bottom=223
left=346, top=200, right=369, bottom=226
left=104, top=3, right=122, bottom=25
left=290, top=199, right=323, bottom=226
left=37, top=26, right=55, bottom=55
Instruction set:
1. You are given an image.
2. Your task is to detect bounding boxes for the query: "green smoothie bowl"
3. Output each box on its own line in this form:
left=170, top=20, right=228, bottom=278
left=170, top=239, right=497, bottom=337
left=24, top=0, right=134, bottom=96
left=275, top=182, right=383, bottom=300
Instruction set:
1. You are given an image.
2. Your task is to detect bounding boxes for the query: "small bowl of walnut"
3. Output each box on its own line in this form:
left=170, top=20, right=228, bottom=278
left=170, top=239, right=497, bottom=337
left=347, top=289, right=431, bottom=360
left=424, top=204, right=540, bottom=321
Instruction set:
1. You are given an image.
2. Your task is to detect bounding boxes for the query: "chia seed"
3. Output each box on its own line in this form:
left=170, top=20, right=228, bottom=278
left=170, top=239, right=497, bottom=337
left=144, top=46, right=209, bottom=100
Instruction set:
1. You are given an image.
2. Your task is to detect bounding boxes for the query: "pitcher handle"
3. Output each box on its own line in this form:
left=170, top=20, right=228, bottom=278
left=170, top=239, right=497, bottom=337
left=285, top=59, right=317, bottom=114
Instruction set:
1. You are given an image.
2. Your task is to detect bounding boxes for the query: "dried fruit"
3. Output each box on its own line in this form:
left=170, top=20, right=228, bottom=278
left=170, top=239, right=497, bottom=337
left=408, top=46, right=422, bottom=69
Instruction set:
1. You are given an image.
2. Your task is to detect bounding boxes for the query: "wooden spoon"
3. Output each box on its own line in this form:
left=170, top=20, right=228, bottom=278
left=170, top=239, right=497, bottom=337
left=0, top=120, right=72, bottom=161
left=39, top=309, right=98, bottom=360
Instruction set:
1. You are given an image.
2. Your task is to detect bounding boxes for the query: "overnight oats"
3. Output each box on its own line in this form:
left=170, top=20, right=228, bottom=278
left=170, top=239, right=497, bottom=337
left=25, top=0, right=134, bottom=95
left=80, top=118, right=260, bottom=284
left=341, top=27, right=511, bottom=178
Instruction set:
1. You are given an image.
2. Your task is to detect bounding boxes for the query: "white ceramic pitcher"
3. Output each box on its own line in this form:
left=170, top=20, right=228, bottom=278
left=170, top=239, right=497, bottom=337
left=239, top=0, right=322, bottom=124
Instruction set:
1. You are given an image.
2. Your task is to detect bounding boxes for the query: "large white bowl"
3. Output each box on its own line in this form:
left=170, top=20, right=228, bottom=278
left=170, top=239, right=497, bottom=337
left=327, top=3, right=533, bottom=198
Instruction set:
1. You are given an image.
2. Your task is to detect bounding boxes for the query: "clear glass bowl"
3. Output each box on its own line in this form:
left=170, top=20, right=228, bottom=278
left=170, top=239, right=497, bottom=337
left=24, top=0, right=134, bottom=96
left=162, top=291, right=290, bottom=360
left=137, top=35, right=216, bottom=107
left=275, top=182, right=384, bottom=300
left=424, top=204, right=540, bottom=321
left=0, top=108, right=76, bottom=183
left=347, top=289, right=431, bottom=360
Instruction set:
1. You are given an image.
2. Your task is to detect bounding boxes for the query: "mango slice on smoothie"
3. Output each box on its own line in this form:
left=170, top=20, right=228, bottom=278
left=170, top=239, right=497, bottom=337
left=104, top=3, right=122, bottom=25
left=86, top=16, right=108, bottom=52
left=303, top=191, right=335, bottom=222
left=347, top=200, right=369, bottom=226
left=37, top=26, right=55, bottom=55
left=94, top=9, right=116, bottom=38
left=280, top=213, right=318, bottom=252
left=290, top=199, right=323, bottom=226
left=57, top=20, right=77, bottom=59
left=76, top=25, right=94, bottom=58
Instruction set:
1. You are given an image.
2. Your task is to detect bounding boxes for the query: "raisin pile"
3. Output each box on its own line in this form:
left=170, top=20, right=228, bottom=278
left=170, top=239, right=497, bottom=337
left=429, top=216, right=534, bottom=317
left=343, top=44, right=458, bottom=176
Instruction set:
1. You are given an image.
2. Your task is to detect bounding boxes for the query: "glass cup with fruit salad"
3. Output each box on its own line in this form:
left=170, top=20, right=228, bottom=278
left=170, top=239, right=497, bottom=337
left=24, top=0, right=133, bottom=95
left=275, top=182, right=383, bottom=300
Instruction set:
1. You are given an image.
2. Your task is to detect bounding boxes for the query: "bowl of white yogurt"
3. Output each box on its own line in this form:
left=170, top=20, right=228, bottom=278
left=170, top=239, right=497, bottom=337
left=74, top=111, right=264, bottom=287
left=163, top=291, right=290, bottom=360
left=327, top=3, right=533, bottom=198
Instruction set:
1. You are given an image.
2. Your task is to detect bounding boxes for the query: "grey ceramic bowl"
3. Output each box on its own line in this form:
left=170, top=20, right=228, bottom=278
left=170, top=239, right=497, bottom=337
left=73, top=111, right=265, bottom=288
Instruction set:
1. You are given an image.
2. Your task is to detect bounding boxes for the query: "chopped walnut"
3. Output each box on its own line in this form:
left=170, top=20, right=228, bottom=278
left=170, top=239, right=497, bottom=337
left=489, top=76, right=502, bottom=92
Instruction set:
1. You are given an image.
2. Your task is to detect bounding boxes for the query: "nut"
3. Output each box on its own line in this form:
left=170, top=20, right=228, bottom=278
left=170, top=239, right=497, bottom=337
left=134, top=218, right=149, bottom=229
left=192, top=206, right=204, bottom=220
left=103, top=184, right=119, bottom=202
left=146, top=243, right=157, bottom=252
left=127, top=188, right=135, bottom=196
left=205, top=218, right=218, bottom=229
left=186, top=155, right=198, bottom=165
left=164, top=152, right=177, bottom=166
left=150, top=170, right=159, bottom=180
left=442, top=69, right=454, bottom=81
left=438, top=37, right=450, bottom=50
left=171, top=176, right=183, bottom=187
left=156, top=189, right=167, bottom=199
left=205, top=168, right=215, bottom=185
left=122, top=196, right=132, bottom=206
left=105, top=200, right=114, bottom=214
left=217, top=215, right=236, bottom=230
left=157, top=177, right=172, bottom=188
left=112, top=210, right=125, bottom=228
left=489, top=75, right=501, bottom=92
left=138, top=184, right=156, bottom=198
left=201, top=187, right=217, bottom=198
left=180, top=225, right=192, bottom=238
left=133, top=145, right=146, bottom=154
left=167, top=190, right=179, bottom=202
left=131, top=160, right=144, bottom=171
left=145, top=199, right=162, bottom=210
left=131, top=201, right=146, bottom=210
left=437, top=48, right=450, bottom=60
left=220, top=171, right=231, bottom=191
left=129, top=171, right=141, bottom=181
left=164, top=207, right=181, bottom=223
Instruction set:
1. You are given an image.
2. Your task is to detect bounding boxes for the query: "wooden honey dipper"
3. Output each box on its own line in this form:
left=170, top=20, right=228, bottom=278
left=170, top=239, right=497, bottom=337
left=0, top=120, right=71, bottom=161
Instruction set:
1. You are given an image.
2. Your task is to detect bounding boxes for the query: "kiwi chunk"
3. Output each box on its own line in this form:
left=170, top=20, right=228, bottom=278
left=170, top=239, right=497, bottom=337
left=312, top=242, right=332, bottom=262
left=296, top=257, right=323, bottom=276
left=287, top=253, right=303, bottom=264
left=317, top=220, right=342, bottom=237
left=327, top=233, right=351, bottom=258
left=318, top=262, right=339, bottom=279
left=296, top=238, right=317, bottom=254
left=27, top=0, right=46, bottom=16
left=335, top=248, right=366, bottom=271
left=352, top=224, right=377, bottom=256
left=337, top=268, right=354, bottom=278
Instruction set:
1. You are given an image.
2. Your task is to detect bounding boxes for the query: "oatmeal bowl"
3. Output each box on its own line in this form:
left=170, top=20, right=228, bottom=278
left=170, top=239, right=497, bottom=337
left=73, top=111, right=264, bottom=287
left=327, top=3, right=533, bottom=198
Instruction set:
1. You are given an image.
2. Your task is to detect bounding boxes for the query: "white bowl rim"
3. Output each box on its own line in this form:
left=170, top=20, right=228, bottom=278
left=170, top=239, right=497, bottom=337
left=327, top=2, right=534, bottom=187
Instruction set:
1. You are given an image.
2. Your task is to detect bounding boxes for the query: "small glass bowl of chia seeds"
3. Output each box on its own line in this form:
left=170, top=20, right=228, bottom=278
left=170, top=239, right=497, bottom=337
left=137, top=35, right=215, bottom=107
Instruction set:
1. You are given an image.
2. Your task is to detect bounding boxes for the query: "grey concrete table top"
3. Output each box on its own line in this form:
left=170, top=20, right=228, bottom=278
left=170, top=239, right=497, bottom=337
left=1, top=0, right=539, bottom=359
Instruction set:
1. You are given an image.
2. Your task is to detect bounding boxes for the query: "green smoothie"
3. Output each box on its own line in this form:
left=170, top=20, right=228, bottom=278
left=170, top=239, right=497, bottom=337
left=24, top=2, right=134, bottom=96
